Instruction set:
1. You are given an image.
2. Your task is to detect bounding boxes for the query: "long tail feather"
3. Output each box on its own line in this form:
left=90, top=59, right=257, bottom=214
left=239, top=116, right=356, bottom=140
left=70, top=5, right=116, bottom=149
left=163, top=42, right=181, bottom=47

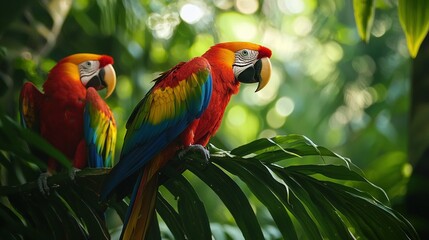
left=121, top=168, right=159, bottom=240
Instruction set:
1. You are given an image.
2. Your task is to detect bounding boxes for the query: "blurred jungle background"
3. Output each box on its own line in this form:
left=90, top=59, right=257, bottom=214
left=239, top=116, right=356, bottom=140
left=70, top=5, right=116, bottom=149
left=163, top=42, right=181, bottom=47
left=0, top=0, right=428, bottom=239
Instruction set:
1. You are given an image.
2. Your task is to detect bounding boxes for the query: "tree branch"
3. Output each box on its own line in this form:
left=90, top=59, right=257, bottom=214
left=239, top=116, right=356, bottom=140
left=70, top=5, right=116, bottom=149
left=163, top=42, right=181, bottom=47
left=0, top=168, right=111, bottom=196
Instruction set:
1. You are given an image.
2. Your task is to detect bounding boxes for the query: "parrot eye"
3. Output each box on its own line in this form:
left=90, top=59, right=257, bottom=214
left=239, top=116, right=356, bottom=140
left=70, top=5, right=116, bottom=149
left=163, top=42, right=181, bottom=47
left=80, top=60, right=100, bottom=71
left=236, top=49, right=257, bottom=61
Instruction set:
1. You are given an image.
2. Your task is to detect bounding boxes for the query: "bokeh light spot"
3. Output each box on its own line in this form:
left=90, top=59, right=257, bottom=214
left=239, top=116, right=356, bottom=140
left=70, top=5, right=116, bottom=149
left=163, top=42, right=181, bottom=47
left=147, top=12, right=180, bottom=39
left=236, top=0, right=259, bottom=14
left=275, top=97, right=295, bottom=117
left=227, top=105, right=247, bottom=126
left=352, top=55, right=376, bottom=76
left=189, top=34, right=215, bottom=57
left=325, top=41, right=343, bottom=62
left=278, top=0, right=304, bottom=14
left=217, top=12, right=258, bottom=40
left=180, top=3, right=204, bottom=24
left=402, top=163, right=412, bottom=178
left=235, top=21, right=257, bottom=40
left=259, top=129, right=277, bottom=139
left=214, top=0, right=234, bottom=9
left=242, top=65, right=282, bottom=106
left=116, top=76, right=133, bottom=99
left=266, top=107, right=286, bottom=129
left=150, top=42, right=167, bottom=64
left=293, top=16, right=313, bottom=36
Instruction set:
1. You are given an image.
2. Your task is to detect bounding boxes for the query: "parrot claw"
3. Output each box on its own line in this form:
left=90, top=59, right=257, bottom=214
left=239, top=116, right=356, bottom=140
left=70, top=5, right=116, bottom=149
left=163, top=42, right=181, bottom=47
left=178, top=144, right=210, bottom=164
left=69, top=167, right=81, bottom=181
left=37, top=168, right=80, bottom=195
left=38, top=172, right=52, bottom=195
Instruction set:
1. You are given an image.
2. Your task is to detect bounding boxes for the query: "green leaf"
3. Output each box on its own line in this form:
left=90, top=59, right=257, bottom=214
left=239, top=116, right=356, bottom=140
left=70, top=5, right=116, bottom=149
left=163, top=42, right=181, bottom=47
left=188, top=161, right=265, bottom=240
left=162, top=168, right=211, bottom=240
left=15, top=196, right=51, bottom=237
left=0, top=0, right=32, bottom=34
left=294, top=177, right=354, bottom=239
left=146, top=213, right=161, bottom=240
left=353, top=0, right=376, bottom=42
left=46, top=192, right=88, bottom=240
left=277, top=181, right=323, bottom=238
left=285, top=164, right=389, bottom=203
left=0, top=135, right=419, bottom=239
left=58, top=186, right=109, bottom=239
left=156, top=194, right=186, bottom=240
left=214, top=157, right=298, bottom=240
left=231, top=134, right=351, bottom=166
left=0, top=116, right=71, bottom=169
left=0, top=117, right=47, bottom=169
left=322, top=181, right=419, bottom=239
left=398, top=0, right=429, bottom=57
left=20, top=127, right=72, bottom=169
left=109, top=200, right=129, bottom=223
left=241, top=160, right=323, bottom=239
left=283, top=169, right=418, bottom=240
left=0, top=202, right=40, bottom=239
left=231, top=135, right=305, bottom=157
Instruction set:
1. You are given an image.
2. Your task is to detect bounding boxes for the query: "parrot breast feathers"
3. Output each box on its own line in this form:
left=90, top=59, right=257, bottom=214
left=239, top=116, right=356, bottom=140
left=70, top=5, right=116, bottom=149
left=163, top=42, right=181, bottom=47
left=101, top=57, right=213, bottom=199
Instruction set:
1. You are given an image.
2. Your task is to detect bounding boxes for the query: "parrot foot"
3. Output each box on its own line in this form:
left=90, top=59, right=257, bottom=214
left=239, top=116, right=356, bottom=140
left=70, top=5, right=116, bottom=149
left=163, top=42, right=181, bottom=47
left=38, top=172, right=52, bottom=195
left=178, top=144, right=210, bottom=163
left=37, top=168, right=80, bottom=195
left=69, top=167, right=81, bottom=181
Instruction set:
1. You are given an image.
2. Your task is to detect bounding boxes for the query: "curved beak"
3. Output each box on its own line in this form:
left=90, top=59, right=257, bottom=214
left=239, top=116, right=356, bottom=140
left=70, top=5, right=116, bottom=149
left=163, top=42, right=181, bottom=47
left=236, top=57, right=272, bottom=92
left=255, top=57, right=272, bottom=92
left=102, top=64, right=116, bottom=98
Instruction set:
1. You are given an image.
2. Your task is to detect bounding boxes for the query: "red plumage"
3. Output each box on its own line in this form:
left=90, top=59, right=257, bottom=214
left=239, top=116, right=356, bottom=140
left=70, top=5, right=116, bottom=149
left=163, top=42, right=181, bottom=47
left=42, top=65, right=87, bottom=170
left=20, top=53, right=117, bottom=174
left=194, top=42, right=272, bottom=145
left=106, top=42, right=272, bottom=239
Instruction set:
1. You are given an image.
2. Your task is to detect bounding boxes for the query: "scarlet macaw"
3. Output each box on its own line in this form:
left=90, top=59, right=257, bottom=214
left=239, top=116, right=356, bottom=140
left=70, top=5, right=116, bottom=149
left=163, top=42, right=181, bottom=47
left=101, top=42, right=272, bottom=239
left=20, top=53, right=117, bottom=193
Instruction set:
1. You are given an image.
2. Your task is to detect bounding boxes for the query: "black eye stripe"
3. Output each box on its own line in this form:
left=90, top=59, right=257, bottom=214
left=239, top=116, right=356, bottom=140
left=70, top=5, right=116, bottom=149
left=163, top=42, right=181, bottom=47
left=80, top=68, right=98, bottom=74
left=81, top=71, right=97, bottom=78
left=233, top=63, right=249, bottom=67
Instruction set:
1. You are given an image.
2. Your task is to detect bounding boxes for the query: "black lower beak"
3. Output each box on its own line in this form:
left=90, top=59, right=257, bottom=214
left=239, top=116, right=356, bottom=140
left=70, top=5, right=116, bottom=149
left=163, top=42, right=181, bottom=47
left=236, top=57, right=271, bottom=92
left=86, top=68, right=106, bottom=90
left=237, top=59, right=262, bottom=84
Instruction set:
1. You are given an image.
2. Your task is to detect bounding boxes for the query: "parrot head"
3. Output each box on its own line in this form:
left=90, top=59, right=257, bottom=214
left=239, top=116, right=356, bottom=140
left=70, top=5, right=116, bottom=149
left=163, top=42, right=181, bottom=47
left=209, top=42, right=272, bottom=92
left=50, top=53, right=117, bottom=98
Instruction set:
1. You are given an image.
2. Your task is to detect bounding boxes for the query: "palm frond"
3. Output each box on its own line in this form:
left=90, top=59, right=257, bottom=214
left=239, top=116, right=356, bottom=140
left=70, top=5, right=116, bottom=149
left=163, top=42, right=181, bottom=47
left=0, top=115, right=418, bottom=239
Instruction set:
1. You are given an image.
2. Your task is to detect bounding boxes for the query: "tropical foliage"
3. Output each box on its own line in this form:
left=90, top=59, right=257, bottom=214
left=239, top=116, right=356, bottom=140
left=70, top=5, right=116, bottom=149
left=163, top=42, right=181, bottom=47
left=0, top=115, right=417, bottom=239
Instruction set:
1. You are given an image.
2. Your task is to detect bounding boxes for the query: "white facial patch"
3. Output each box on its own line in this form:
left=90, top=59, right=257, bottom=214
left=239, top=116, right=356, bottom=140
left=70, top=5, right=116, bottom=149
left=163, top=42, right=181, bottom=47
left=232, top=49, right=258, bottom=76
left=79, top=60, right=100, bottom=86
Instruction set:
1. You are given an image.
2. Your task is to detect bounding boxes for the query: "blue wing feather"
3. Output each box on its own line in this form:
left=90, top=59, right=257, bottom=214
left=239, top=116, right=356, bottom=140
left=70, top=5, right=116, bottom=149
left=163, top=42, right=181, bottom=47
left=84, top=88, right=117, bottom=168
left=101, top=57, right=212, bottom=199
